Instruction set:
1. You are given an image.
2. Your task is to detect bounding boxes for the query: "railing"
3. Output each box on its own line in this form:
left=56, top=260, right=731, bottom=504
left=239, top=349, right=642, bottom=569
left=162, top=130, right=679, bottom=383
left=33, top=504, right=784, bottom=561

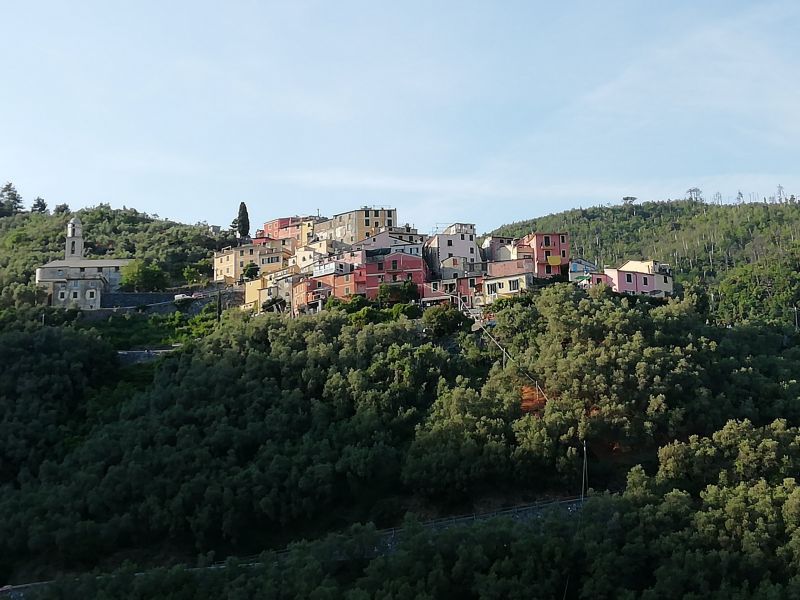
left=0, top=497, right=583, bottom=597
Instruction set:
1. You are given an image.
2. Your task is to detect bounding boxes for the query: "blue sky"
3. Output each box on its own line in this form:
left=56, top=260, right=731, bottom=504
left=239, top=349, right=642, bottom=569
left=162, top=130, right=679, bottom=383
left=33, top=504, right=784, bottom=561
left=2, top=1, right=798, bottom=233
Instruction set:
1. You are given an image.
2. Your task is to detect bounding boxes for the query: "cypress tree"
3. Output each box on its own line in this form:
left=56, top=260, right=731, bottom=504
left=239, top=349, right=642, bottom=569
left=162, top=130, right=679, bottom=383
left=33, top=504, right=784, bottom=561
left=237, top=202, right=250, bottom=238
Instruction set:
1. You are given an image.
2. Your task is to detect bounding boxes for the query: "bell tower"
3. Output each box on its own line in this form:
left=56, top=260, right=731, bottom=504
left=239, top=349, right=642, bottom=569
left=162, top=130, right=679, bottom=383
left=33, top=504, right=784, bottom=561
left=65, top=217, right=84, bottom=260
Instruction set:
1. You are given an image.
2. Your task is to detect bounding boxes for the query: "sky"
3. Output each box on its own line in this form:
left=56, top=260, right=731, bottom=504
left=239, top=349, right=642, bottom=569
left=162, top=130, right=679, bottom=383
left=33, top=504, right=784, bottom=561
left=2, top=1, right=799, bottom=234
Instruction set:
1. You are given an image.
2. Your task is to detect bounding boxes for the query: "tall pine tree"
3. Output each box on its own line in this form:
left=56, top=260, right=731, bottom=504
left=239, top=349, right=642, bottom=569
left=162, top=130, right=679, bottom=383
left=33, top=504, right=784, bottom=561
left=0, top=182, right=23, bottom=217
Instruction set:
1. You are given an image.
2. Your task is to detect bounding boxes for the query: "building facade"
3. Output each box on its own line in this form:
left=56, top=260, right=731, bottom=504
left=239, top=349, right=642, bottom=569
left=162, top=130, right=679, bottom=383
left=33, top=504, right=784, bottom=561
left=315, top=207, right=398, bottom=244
left=423, top=223, right=484, bottom=279
left=35, top=218, right=132, bottom=310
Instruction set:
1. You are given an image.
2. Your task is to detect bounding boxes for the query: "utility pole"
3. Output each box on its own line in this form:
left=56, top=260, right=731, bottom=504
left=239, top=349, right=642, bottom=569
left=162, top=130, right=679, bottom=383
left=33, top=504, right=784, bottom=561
left=580, top=439, right=588, bottom=504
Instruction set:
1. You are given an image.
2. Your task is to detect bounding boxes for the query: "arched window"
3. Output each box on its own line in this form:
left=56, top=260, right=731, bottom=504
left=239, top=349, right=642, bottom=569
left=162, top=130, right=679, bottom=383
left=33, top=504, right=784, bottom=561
left=70, top=241, right=76, bottom=254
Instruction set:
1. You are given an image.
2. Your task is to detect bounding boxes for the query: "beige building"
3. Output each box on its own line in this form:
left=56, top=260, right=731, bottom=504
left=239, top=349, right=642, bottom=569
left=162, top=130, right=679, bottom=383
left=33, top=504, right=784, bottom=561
left=35, top=217, right=132, bottom=309
left=213, top=239, right=294, bottom=283
left=423, top=223, right=484, bottom=279
left=315, top=207, right=398, bottom=244
left=243, top=265, right=302, bottom=311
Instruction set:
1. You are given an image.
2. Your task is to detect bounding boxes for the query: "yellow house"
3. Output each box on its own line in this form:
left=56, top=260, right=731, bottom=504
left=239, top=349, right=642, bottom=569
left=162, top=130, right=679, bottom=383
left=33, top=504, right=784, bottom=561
left=477, top=272, right=537, bottom=306
left=243, top=266, right=301, bottom=311
left=213, top=240, right=292, bottom=283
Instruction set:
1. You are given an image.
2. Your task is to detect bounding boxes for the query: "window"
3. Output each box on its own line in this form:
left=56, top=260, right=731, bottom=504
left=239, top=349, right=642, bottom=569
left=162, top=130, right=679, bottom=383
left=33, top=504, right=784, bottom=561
left=447, top=239, right=453, bottom=246
left=374, top=210, right=379, bottom=217
left=317, top=281, right=321, bottom=288
left=469, top=234, right=474, bottom=241
left=377, top=262, right=384, bottom=270
left=240, top=261, right=244, bottom=267
left=487, top=283, right=497, bottom=294
left=79, top=267, right=85, bottom=273
left=387, top=219, right=393, bottom=226
left=97, top=267, right=102, bottom=273
left=545, top=250, right=551, bottom=258
left=365, top=219, right=370, bottom=226
left=460, top=234, right=465, bottom=240
left=58, top=291, right=66, bottom=300
left=469, top=247, right=474, bottom=254
left=345, top=287, right=350, bottom=295
left=391, top=260, right=398, bottom=270
left=498, top=282, right=505, bottom=289
left=448, top=253, right=453, bottom=258
left=70, top=241, right=76, bottom=254
left=364, top=210, right=370, bottom=216
left=469, top=278, right=476, bottom=288
left=560, top=235, right=566, bottom=244
left=378, top=274, right=384, bottom=282
left=249, top=248, right=254, bottom=255
left=406, top=273, right=412, bottom=280
left=72, top=291, right=79, bottom=299
left=543, top=235, right=551, bottom=246
left=239, top=250, right=244, bottom=256
left=88, top=290, right=96, bottom=299
left=392, top=274, right=399, bottom=282
left=509, top=279, right=520, bottom=291
left=432, top=282, right=439, bottom=291
left=663, top=276, right=669, bottom=284
left=561, top=250, right=566, bottom=258
left=597, top=278, right=602, bottom=284
left=469, top=257, right=474, bottom=263
left=643, top=276, right=649, bottom=286
left=545, top=265, right=552, bottom=275
left=626, top=273, right=633, bottom=283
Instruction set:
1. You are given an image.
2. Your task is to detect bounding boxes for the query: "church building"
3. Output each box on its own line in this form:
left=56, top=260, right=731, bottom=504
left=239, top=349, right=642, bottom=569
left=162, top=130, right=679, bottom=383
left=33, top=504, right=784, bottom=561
left=35, top=217, right=132, bottom=309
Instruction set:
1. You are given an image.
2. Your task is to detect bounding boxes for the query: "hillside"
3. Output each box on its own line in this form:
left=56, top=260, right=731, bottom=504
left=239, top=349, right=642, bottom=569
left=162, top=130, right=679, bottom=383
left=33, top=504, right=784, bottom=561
left=493, top=198, right=800, bottom=325
left=0, top=201, right=235, bottom=302
left=493, top=198, right=800, bottom=281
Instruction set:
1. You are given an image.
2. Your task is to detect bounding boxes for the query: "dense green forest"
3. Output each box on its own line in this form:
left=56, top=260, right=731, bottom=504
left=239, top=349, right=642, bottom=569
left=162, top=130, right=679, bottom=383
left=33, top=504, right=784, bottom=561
left=33, top=420, right=800, bottom=598
left=4, top=284, right=800, bottom=596
left=4, top=190, right=800, bottom=596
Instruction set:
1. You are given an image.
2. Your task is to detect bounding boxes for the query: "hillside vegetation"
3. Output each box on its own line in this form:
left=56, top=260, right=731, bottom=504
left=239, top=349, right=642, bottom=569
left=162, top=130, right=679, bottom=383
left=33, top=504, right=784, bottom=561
left=4, top=193, right=800, bottom=596
left=493, top=197, right=800, bottom=326
left=0, top=187, right=234, bottom=307
left=4, top=285, right=800, bottom=591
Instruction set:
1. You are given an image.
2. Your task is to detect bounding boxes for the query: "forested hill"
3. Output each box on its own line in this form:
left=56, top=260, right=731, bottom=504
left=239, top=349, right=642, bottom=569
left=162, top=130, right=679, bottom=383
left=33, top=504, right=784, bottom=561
left=0, top=199, right=235, bottom=302
left=492, top=198, right=800, bottom=281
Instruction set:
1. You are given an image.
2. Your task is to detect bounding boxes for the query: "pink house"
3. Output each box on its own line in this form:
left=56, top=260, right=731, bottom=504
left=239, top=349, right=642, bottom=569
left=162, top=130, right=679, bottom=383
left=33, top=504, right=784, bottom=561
left=364, top=251, right=427, bottom=300
left=421, top=275, right=483, bottom=309
left=515, top=232, right=570, bottom=278
left=585, top=261, right=674, bottom=297
left=487, top=258, right=536, bottom=277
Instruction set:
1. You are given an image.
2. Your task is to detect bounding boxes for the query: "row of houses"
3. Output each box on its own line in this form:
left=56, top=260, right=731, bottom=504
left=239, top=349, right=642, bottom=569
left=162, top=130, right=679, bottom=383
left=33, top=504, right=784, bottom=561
left=34, top=210, right=674, bottom=312
left=213, top=206, right=675, bottom=316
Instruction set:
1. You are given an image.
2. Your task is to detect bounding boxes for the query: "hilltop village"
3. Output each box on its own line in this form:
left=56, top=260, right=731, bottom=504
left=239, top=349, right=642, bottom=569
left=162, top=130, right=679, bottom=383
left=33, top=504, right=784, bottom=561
left=216, top=206, right=674, bottom=316
left=34, top=206, right=675, bottom=314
